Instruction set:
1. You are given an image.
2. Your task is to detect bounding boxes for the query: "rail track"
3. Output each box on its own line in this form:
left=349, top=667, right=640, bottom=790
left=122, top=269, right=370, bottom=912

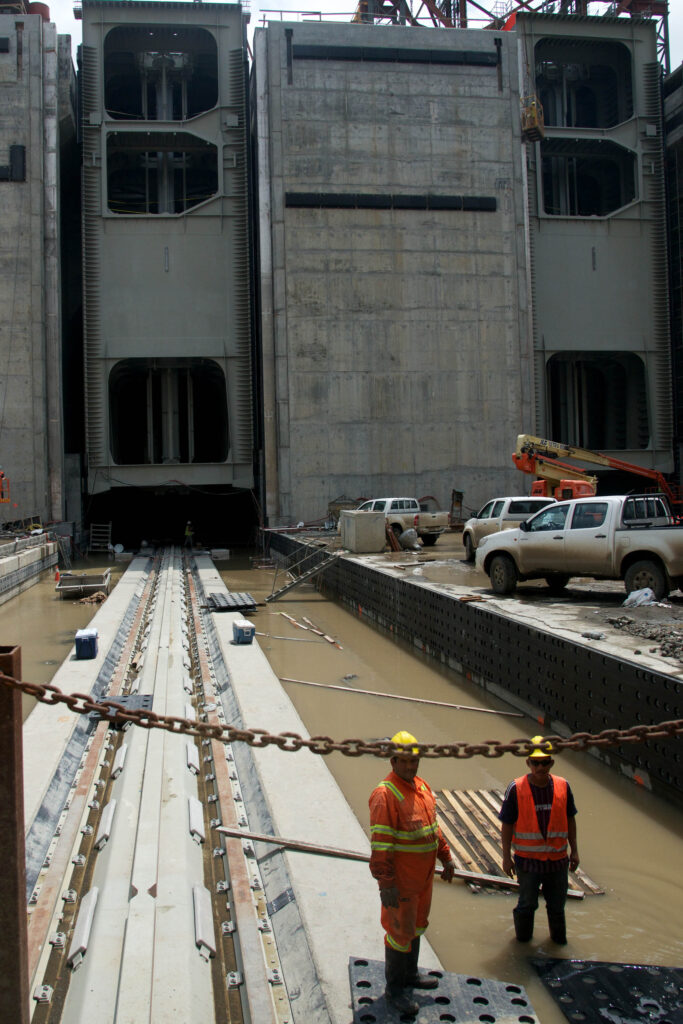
left=26, top=548, right=290, bottom=1024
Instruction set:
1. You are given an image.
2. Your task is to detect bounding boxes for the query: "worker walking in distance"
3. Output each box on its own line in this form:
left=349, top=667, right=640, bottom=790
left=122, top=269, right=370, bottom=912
left=369, top=730, right=455, bottom=1017
left=499, top=735, right=579, bottom=945
left=184, top=521, right=194, bottom=549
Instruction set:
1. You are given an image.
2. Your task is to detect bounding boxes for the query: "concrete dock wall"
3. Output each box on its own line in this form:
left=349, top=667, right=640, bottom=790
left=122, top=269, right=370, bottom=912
left=270, top=534, right=683, bottom=810
left=255, top=21, right=530, bottom=525
left=0, top=538, right=58, bottom=607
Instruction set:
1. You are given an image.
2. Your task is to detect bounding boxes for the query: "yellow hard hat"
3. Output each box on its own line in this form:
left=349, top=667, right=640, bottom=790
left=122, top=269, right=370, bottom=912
left=390, top=730, right=420, bottom=756
left=527, top=735, right=553, bottom=759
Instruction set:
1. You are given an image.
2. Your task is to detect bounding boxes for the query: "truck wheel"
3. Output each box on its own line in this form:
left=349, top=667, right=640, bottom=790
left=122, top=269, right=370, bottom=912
left=624, top=560, right=669, bottom=601
left=421, top=534, right=437, bottom=547
left=544, top=574, right=570, bottom=594
left=489, top=555, right=517, bottom=595
left=392, top=524, right=402, bottom=541
left=463, top=534, right=475, bottom=562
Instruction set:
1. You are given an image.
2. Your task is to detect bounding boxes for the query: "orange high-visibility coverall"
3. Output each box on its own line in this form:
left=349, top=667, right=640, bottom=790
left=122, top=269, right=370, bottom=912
left=369, top=770, right=452, bottom=951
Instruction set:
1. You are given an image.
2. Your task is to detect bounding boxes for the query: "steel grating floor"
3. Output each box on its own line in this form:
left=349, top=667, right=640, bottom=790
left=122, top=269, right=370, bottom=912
left=349, top=956, right=539, bottom=1023
left=532, top=958, right=683, bottom=1024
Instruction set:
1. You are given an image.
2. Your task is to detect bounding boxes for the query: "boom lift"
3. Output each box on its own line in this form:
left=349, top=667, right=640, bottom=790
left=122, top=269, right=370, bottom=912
left=512, top=435, right=682, bottom=512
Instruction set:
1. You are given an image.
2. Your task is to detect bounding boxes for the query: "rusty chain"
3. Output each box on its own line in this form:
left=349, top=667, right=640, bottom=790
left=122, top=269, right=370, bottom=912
left=4, top=672, right=683, bottom=758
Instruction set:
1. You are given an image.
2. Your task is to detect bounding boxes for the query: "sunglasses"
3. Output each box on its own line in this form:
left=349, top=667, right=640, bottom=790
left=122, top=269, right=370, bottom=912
left=531, top=758, right=553, bottom=766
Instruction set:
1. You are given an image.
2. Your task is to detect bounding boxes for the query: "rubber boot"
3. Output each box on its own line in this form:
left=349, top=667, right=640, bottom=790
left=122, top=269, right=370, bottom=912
left=513, top=908, right=535, bottom=942
left=548, top=912, right=567, bottom=945
left=405, top=937, right=439, bottom=990
left=385, top=946, right=419, bottom=1017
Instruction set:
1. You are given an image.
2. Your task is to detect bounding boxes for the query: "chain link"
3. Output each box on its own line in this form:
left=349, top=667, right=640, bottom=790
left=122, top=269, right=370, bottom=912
left=3, top=672, right=682, bottom=758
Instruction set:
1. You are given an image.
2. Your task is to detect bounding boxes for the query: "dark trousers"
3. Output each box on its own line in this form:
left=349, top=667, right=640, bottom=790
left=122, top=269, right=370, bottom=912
left=515, top=865, right=568, bottom=915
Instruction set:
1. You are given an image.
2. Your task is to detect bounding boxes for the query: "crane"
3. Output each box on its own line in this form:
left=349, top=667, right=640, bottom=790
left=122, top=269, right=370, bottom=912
left=512, top=435, right=682, bottom=511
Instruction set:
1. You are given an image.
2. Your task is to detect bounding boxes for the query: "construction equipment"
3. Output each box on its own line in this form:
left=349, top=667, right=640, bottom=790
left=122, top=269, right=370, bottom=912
left=513, top=435, right=683, bottom=511
left=0, top=470, right=10, bottom=504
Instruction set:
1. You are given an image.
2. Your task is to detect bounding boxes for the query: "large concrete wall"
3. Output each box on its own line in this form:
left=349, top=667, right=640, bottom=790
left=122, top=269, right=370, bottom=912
left=0, top=14, right=64, bottom=525
left=519, top=14, right=672, bottom=471
left=255, top=22, right=531, bottom=525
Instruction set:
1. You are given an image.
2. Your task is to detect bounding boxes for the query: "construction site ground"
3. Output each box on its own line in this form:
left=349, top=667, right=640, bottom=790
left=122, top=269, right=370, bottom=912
left=301, top=527, right=683, bottom=679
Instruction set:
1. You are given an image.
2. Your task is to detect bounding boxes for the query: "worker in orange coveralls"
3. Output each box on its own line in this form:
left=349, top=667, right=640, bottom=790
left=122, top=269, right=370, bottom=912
left=369, top=730, right=455, bottom=1017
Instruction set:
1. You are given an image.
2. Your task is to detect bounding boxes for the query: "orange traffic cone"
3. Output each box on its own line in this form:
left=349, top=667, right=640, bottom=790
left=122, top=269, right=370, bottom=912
left=55, top=568, right=60, bottom=582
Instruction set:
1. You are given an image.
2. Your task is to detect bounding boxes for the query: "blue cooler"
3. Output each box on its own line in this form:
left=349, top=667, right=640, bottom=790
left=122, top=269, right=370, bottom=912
left=232, top=618, right=255, bottom=645
left=75, top=628, right=98, bottom=660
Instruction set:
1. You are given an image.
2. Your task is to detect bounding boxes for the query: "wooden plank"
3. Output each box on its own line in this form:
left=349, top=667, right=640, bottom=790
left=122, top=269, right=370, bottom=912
left=438, top=788, right=603, bottom=897
left=443, top=790, right=504, bottom=875
left=278, top=612, right=308, bottom=630
left=435, top=800, right=480, bottom=872
left=465, top=788, right=506, bottom=837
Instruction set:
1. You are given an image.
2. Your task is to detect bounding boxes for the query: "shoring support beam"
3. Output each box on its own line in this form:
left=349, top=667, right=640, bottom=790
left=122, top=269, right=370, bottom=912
left=0, top=646, right=29, bottom=1024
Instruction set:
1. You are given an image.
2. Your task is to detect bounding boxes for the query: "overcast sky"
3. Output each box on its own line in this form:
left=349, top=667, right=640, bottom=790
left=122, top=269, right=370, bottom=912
left=47, top=0, right=683, bottom=82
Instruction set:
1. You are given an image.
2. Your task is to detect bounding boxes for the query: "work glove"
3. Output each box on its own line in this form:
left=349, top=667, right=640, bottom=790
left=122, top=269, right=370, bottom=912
left=380, top=886, right=400, bottom=908
left=440, top=859, right=455, bottom=883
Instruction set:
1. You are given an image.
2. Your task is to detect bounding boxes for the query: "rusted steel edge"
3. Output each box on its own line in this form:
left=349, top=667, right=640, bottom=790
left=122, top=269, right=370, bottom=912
left=187, top=571, right=283, bottom=1024
left=215, top=825, right=585, bottom=900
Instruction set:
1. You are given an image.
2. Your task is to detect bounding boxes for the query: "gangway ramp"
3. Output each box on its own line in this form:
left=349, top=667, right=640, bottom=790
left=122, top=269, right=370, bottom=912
left=265, top=549, right=342, bottom=602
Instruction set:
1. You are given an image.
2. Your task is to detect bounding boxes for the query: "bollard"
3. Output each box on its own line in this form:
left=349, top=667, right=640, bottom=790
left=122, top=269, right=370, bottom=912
left=0, top=645, right=29, bottom=1024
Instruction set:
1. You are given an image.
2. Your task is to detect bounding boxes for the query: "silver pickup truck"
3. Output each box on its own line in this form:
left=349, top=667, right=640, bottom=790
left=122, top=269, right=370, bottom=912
left=356, top=497, right=448, bottom=546
left=475, top=494, right=681, bottom=599
left=462, top=495, right=555, bottom=562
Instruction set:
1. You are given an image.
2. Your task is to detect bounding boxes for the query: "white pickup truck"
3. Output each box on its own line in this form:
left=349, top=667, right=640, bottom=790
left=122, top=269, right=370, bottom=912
left=475, top=494, right=681, bottom=599
left=356, top=497, right=448, bottom=546
left=462, top=495, right=555, bottom=562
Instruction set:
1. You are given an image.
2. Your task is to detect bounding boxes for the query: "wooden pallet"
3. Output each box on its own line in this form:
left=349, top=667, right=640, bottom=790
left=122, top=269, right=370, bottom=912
left=436, top=788, right=604, bottom=896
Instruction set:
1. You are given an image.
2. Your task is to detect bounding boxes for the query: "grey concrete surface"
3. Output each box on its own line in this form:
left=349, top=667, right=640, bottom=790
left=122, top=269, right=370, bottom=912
left=255, top=21, right=530, bottom=526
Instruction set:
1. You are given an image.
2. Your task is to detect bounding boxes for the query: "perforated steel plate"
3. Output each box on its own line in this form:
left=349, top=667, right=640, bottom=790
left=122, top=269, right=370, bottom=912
left=349, top=956, right=538, bottom=1023
left=532, top=957, right=683, bottom=1024
left=207, top=591, right=256, bottom=612
left=89, top=693, right=154, bottom=725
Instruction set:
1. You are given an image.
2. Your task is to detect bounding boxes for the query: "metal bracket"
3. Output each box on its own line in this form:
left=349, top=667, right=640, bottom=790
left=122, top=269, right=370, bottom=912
left=226, top=971, right=243, bottom=988
left=267, top=887, right=295, bottom=916
left=33, top=985, right=53, bottom=1004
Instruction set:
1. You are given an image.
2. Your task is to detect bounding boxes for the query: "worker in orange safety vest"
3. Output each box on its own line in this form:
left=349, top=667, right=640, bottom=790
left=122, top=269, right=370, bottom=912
left=369, top=730, right=455, bottom=1017
left=499, top=735, right=579, bottom=945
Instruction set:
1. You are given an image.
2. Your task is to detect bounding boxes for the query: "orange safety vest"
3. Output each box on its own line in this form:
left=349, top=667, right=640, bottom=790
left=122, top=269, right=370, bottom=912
left=511, top=774, right=569, bottom=861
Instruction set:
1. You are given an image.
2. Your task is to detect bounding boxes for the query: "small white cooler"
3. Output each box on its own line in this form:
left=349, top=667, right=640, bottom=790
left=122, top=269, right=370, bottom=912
left=232, top=618, right=255, bottom=645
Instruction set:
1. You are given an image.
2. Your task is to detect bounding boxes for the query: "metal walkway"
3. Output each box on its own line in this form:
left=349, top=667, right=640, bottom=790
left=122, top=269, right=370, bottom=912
left=26, top=549, right=291, bottom=1024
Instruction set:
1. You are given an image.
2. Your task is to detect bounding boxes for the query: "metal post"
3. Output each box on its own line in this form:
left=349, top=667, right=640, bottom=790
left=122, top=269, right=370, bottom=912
left=0, top=645, right=29, bottom=1024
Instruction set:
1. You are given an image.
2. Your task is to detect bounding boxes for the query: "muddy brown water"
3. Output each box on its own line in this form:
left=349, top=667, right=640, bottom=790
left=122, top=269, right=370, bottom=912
left=3, top=557, right=127, bottom=720
left=10, top=551, right=683, bottom=1021
left=219, top=552, right=683, bottom=1024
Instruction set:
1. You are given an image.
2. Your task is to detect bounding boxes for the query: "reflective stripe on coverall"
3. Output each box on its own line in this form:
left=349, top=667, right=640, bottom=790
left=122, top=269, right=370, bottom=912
left=511, top=774, right=569, bottom=860
left=369, top=771, right=451, bottom=951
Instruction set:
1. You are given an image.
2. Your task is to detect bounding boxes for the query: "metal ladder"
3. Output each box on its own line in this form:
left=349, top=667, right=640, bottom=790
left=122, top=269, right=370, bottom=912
left=266, top=550, right=342, bottom=602
left=57, top=535, right=72, bottom=569
left=88, top=522, right=112, bottom=553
